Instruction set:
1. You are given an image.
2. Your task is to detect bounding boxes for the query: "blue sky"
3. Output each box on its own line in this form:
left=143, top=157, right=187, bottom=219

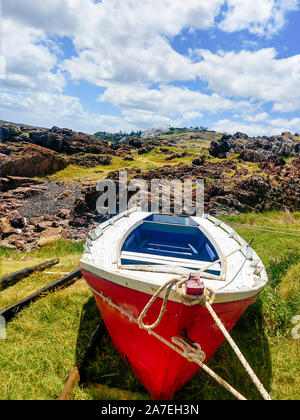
left=0, top=0, right=300, bottom=135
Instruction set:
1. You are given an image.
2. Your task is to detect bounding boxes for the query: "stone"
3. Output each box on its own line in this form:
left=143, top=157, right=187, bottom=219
left=192, top=155, right=206, bottom=166
left=35, top=221, right=54, bottom=233
left=56, top=209, right=71, bottom=219
left=37, top=227, right=66, bottom=246
left=0, top=217, right=16, bottom=236
left=56, top=190, right=75, bottom=201
left=7, top=210, right=25, bottom=228
left=0, top=239, right=16, bottom=249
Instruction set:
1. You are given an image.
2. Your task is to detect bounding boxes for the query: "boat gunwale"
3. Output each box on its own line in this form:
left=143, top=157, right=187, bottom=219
left=80, top=209, right=268, bottom=305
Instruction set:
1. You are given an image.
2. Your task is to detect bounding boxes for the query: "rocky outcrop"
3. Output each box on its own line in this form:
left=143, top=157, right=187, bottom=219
left=0, top=144, right=68, bottom=178
left=209, top=132, right=300, bottom=161
left=209, top=134, right=236, bottom=158
left=1, top=122, right=300, bottom=251
left=192, top=155, right=206, bottom=166
left=0, top=123, right=119, bottom=157
left=69, top=153, right=112, bottom=167
left=0, top=176, right=44, bottom=192
left=37, top=227, right=66, bottom=246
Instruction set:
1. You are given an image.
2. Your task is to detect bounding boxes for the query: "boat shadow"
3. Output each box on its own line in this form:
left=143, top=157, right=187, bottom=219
left=74, top=296, right=149, bottom=400
left=74, top=295, right=272, bottom=400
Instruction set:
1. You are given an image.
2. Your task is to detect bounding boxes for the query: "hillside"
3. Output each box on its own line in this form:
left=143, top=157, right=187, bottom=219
left=0, top=121, right=299, bottom=401
left=0, top=121, right=300, bottom=251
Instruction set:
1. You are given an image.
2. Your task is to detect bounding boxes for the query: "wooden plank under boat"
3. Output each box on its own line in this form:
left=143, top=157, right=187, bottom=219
left=80, top=208, right=268, bottom=399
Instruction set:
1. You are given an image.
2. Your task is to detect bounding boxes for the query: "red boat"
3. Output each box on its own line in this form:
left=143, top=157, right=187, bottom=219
left=80, top=209, right=268, bottom=399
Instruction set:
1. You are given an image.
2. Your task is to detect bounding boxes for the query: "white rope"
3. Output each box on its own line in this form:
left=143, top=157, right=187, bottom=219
left=136, top=239, right=272, bottom=400
left=230, top=223, right=300, bottom=233
left=204, top=301, right=272, bottom=401
left=87, top=283, right=247, bottom=401
left=230, top=223, right=300, bottom=237
left=137, top=278, right=181, bottom=330
left=86, top=239, right=271, bottom=400
left=137, top=278, right=271, bottom=400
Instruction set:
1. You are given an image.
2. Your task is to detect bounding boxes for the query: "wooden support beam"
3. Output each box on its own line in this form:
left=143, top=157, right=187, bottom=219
left=85, top=383, right=148, bottom=401
left=58, top=321, right=106, bottom=401
left=0, top=259, right=59, bottom=291
left=0, top=269, right=82, bottom=322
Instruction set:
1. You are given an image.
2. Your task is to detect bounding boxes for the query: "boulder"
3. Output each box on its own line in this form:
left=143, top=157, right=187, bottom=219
left=37, top=227, right=66, bottom=246
left=0, top=217, right=16, bottom=236
left=35, top=221, right=54, bottom=233
left=7, top=210, right=25, bottom=228
left=238, top=149, right=271, bottom=163
left=56, top=190, right=75, bottom=201
left=192, top=155, right=206, bottom=166
left=209, top=135, right=236, bottom=158
left=56, top=209, right=71, bottom=219
left=70, top=153, right=112, bottom=167
left=0, top=124, right=21, bottom=141
left=29, top=131, right=63, bottom=152
left=0, top=144, right=68, bottom=177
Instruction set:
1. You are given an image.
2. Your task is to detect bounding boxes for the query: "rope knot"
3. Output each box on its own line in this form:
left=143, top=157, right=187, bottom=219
left=171, top=337, right=206, bottom=363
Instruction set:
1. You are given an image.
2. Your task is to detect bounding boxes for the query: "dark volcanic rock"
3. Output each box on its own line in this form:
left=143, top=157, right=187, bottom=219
left=210, top=131, right=300, bottom=161
left=0, top=176, right=44, bottom=192
left=209, top=135, right=236, bottom=158
left=29, top=131, right=64, bottom=152
left=0, top=124, right=21, bottom=141
left=0, top=123, right=119, bottom=157
left=192, top=155, right=206, bottom=166
left=238, top=149, right=271, bottom=162
left=70, top=153, right=112, bottom=167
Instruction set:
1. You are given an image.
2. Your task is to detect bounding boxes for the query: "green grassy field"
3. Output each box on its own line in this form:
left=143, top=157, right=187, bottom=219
left=46, top=135, right=214, bottom=183
left=0, top=211, right=299, bottom=400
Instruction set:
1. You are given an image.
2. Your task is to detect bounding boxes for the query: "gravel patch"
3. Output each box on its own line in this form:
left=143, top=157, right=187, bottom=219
left=18, top=182, right=82, bottom=218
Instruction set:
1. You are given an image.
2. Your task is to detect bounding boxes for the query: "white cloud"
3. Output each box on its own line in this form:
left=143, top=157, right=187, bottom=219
left=211, top=119, right=269, bottom=136
left=99, top=84, right=252, bottom=118
left=268, top=117, right=300, bottom=131
left=0, top=89, right=181, bottom=133
left=1, top=1, right=299, bottom=135
left=219, top=0, right=299, bottom=36
left=182, top=111, right=204, bottom=121
left=195, top=48, right=300, bottom=111
left=3, top=0, right=225, bottom=88
left=212, top=116, right=300, bottom=136
left=0, top=90, right=132, bottom=133
left=1, top=18, right=65, bottom=93
left=3, top=0, right=83, bottom=35
left=0, top=56, right=5, bottom=80
left=244, top=112, right=269, bottom=123
left=63, top=36, right=201, bottom=87
left=61, top=0, right=228, bottom=87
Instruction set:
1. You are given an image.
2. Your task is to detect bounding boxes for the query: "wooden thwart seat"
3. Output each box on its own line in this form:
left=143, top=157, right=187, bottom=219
left=121, top=250, right=221, bottom=272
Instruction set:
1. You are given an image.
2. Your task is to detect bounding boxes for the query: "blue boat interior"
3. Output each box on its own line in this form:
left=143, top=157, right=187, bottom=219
left=121, top=214, right=220, bottom=274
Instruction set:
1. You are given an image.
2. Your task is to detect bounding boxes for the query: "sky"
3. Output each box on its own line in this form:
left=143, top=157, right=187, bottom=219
left=0, top=0, right=300, bottom=136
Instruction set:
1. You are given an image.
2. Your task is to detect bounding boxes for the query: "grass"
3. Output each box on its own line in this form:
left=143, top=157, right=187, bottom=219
left=44, top=137, right=214, bottom=183
left=0, top=212, right=299, bottom=400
